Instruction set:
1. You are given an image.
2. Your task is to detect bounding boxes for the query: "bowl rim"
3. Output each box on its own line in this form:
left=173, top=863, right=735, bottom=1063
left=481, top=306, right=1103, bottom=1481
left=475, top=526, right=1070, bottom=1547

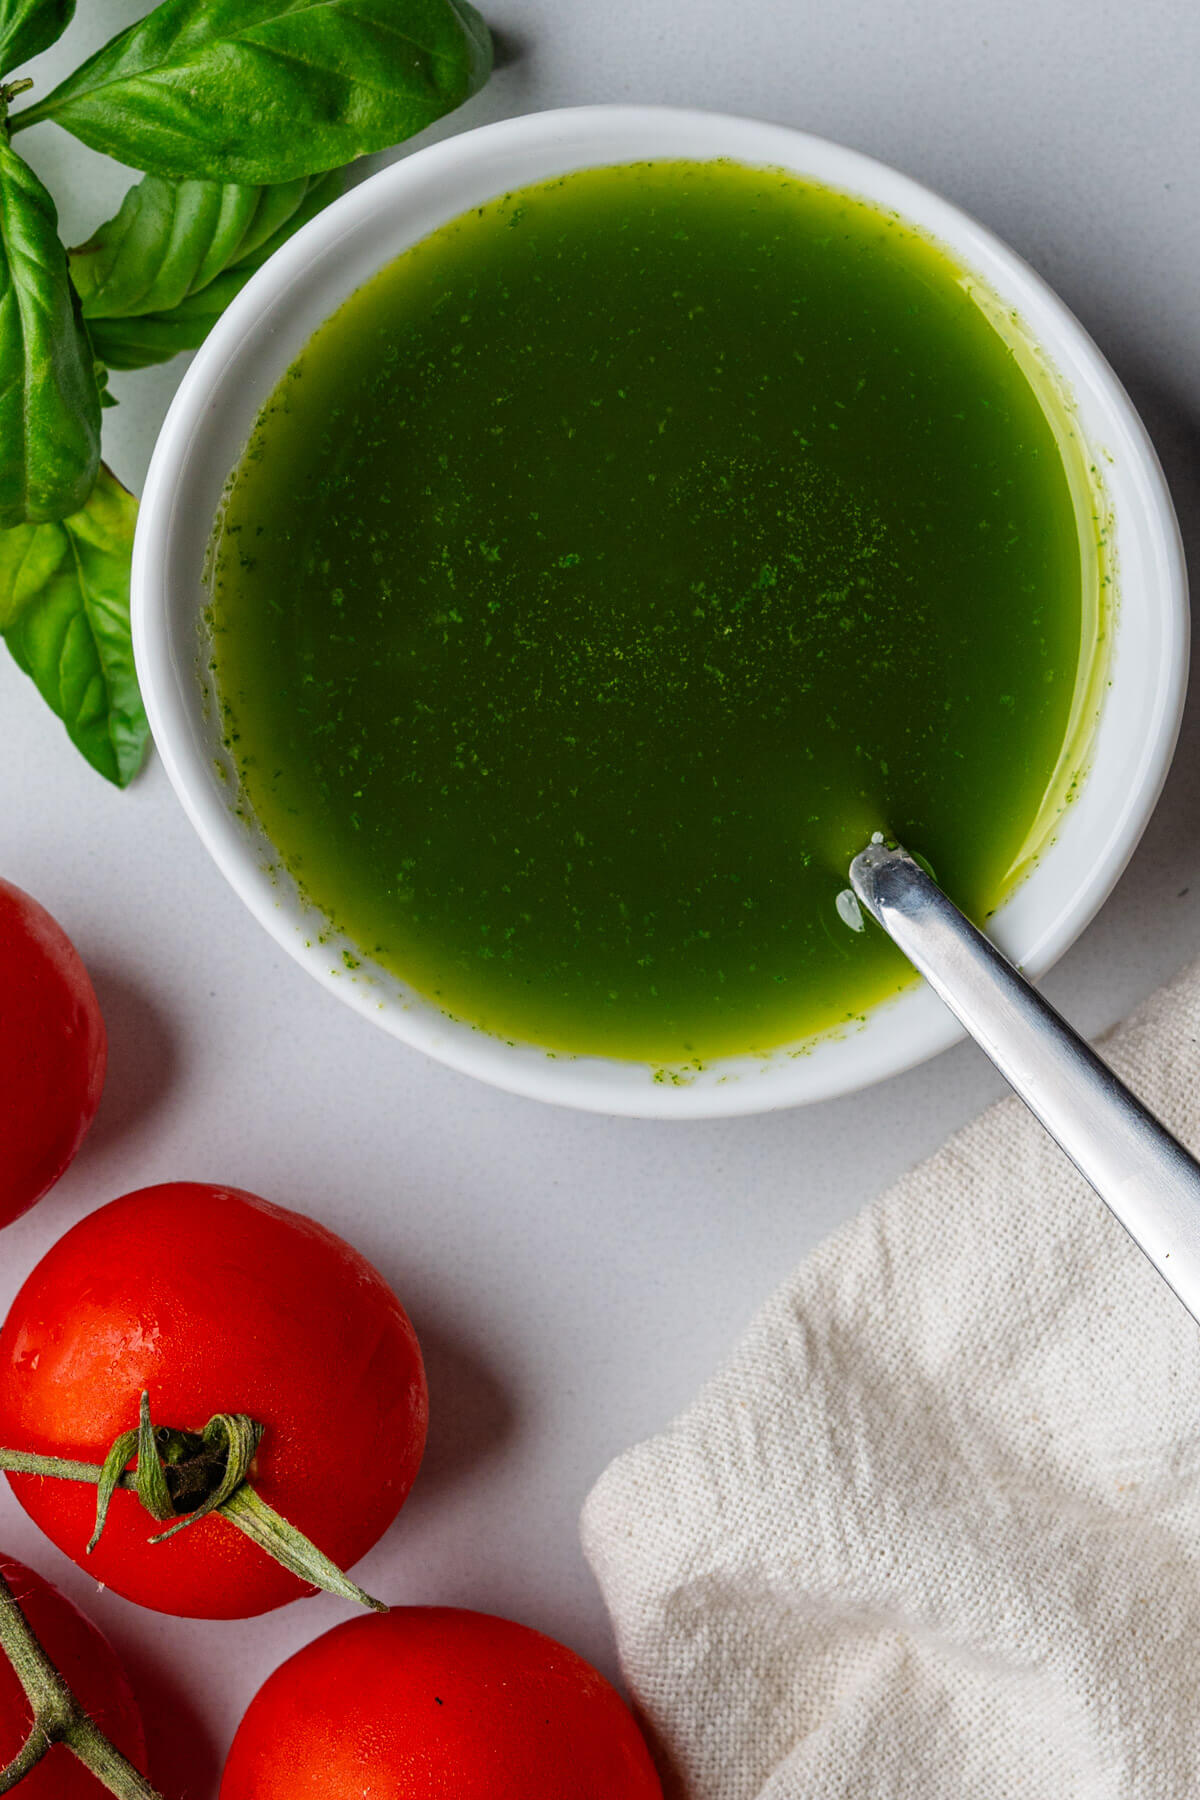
left=132, top=103, right=1189, bottom=1118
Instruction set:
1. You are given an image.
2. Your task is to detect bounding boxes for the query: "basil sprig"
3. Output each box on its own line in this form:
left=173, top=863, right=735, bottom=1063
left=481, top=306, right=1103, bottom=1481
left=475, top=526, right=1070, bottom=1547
left=0, top=0, right=493, bottom=783
left=9, top=0, right=492, bottom=183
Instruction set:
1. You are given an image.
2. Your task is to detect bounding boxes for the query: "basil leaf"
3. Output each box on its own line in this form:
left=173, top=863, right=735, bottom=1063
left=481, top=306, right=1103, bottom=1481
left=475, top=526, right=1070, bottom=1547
left=0, top=139, right=100, bottom=527
left=71, top=172, right=312, bottom=318
left=79, top=168, right=342, bottom=369
left=11, top=0, right=493, bottom=184
left=0, top=463, right=148, bottom=785
left=0, top=0, right=74, bottom=76
left=85, top=304, right=219, bottom=370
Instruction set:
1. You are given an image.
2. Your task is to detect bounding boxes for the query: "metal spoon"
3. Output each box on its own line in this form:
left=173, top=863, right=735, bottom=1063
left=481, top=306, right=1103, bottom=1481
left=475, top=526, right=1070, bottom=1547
left=848, top=836, right=1200, bottom=1325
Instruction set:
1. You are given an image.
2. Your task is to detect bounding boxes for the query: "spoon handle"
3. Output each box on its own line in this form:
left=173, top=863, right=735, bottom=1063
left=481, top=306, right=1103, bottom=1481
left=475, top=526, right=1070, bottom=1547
left=849, top=839, right=1200, bottom=1325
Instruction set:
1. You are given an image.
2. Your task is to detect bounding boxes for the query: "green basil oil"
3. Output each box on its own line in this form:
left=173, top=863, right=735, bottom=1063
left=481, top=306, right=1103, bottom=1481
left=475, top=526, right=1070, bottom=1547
left=208, top=159, right=1104, bottom=1062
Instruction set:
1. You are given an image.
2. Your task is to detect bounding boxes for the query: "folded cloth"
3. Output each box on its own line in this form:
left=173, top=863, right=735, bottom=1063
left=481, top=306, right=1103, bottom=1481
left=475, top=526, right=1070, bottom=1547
left=582, top=957, right=1200, bottom=1800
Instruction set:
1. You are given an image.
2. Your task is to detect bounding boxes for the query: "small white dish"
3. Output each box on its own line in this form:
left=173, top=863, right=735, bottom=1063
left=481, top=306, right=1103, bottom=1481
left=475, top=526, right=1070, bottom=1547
left=132, top=105, right=1188, bottom=1118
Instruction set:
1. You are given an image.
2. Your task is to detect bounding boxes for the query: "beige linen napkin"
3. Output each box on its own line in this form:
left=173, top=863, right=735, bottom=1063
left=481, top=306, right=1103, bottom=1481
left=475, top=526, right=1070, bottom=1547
left=582, top=957, right=1200, bottom=1799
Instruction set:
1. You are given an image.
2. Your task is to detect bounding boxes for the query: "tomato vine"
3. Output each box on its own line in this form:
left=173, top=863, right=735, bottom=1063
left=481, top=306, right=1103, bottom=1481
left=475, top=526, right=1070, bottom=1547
left=0, top=1567, right=161, bottom=1799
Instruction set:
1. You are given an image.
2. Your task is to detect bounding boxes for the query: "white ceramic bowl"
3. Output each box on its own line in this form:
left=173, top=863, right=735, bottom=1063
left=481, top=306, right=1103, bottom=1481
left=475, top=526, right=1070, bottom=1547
left=133, top=105, right=1188, bottom=1118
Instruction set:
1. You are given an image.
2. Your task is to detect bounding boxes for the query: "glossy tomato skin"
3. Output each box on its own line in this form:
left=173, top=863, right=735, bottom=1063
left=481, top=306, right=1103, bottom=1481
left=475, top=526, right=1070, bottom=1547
left=0, top=1184, right=427, bottom=1619
left=0, top=1555, right=148, bottom=1796
left=0, top=879, right=106, bottom=1228
left=219, top=1606, right=663, bottom=1799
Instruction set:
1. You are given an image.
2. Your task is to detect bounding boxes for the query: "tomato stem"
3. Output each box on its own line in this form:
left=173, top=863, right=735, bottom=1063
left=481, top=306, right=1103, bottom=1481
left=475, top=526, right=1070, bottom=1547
left=0, top=1568, right=163, bottom=1799
left=0, top=1730, right=51, bottom=1787
left=0, top=1448, right=136, bottom=1487
left=0, top=1392, right=387, bottom=1613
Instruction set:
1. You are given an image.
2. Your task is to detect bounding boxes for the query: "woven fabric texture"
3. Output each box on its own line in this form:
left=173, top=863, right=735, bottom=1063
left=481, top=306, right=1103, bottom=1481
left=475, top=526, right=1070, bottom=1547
left=583, top=959, right=1200, bottom=1799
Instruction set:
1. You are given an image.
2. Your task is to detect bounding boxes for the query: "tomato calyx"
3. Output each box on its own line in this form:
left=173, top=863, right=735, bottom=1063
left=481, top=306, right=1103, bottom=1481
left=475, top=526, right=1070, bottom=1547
left=90, top=1395, right=264, bottom=1551
left=0, top=1393, right=388, bottom=1615
left=0, top=1566, right=162, bottom=1799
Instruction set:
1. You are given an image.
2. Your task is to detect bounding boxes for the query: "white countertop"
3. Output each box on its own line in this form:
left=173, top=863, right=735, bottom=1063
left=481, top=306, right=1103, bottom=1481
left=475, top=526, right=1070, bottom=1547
left=2, top=1, right=1198, bottom=1791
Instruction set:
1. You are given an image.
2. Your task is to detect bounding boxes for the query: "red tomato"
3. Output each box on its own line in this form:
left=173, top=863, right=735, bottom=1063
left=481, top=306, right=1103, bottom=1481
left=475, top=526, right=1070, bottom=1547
left=0, top=1554, right=148, bottom=1796
left=219, top=1606, right=663, bottom=1799
left=0, top=878, right=106, bottom=1228
left=0, top=1183, right=427, bottom=1619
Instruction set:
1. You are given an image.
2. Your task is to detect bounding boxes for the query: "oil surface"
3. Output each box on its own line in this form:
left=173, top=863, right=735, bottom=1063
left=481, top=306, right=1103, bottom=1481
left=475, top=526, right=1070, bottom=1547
left=209, top=159, right=1101, bottom=1061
